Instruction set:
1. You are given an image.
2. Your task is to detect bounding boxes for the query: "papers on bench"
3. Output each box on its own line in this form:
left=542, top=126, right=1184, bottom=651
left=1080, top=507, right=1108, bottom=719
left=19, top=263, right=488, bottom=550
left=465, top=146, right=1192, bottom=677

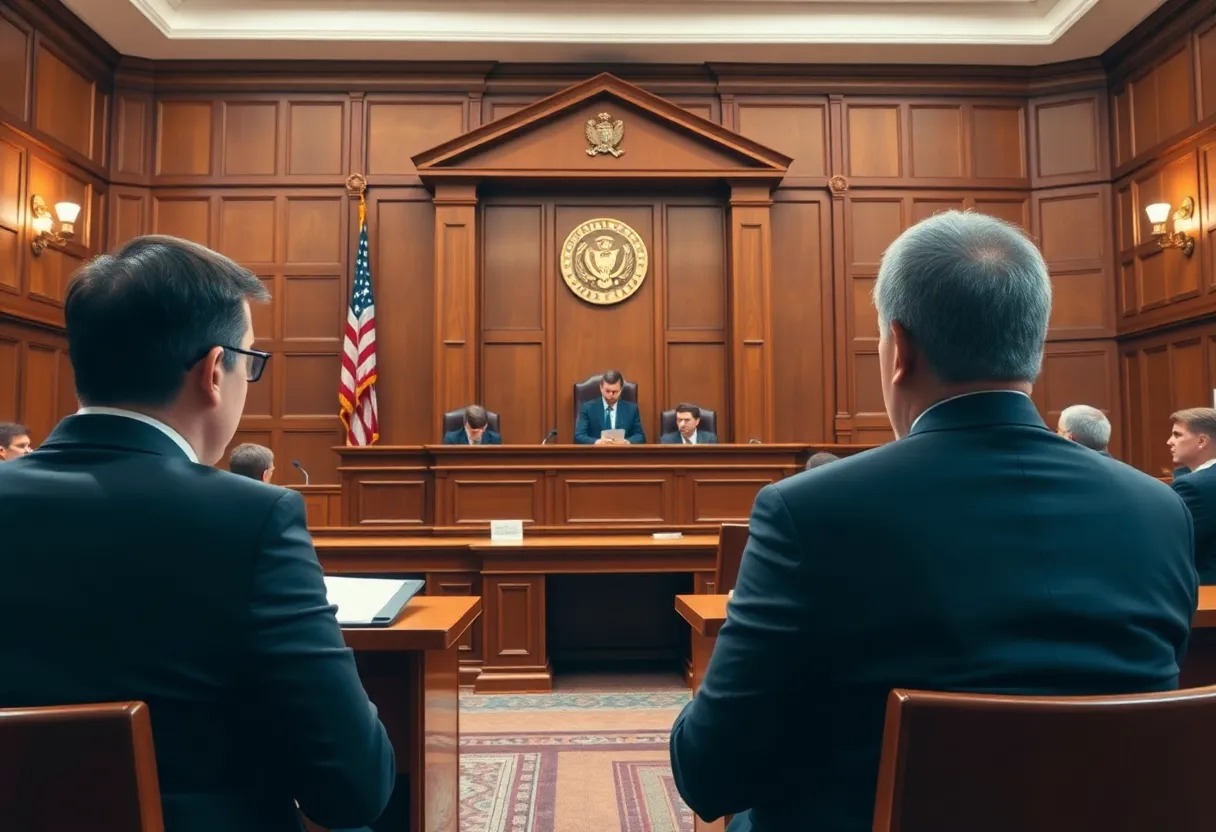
left=323, top=576, right=424, bottom=627
left=600, top=428, right=625, bottom=441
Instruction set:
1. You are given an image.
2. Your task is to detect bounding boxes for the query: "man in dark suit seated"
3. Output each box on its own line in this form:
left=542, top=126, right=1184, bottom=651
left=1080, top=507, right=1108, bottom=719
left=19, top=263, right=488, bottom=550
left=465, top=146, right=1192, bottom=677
left=1169, top=407, right=1216, bottom=583
left=1057, top=403, right=1112, bottom=456
left=574, top=370, right=645, bottom=444
left=660, top=403, right=718, bottom=445
left=0, top=236, right=395, bottom=832
left=670, top=210, right=1197, bottom=832
left=442, top=404, right=502, bottom=445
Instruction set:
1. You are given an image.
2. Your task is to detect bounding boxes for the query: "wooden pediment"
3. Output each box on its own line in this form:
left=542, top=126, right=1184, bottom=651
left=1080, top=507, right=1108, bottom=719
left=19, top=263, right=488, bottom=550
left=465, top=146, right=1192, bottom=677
left=412, top=73, right=790, bottom=183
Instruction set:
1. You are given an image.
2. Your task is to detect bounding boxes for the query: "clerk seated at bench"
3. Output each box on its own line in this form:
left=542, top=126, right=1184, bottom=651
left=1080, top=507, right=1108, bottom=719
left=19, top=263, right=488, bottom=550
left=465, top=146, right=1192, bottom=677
left=443, top=405, right=502, bottom=445
left=660, top=403, right=718, bottom=445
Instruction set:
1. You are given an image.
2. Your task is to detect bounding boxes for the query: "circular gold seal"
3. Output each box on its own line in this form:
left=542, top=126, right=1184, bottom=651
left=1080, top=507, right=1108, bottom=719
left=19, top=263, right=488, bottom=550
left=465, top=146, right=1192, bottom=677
left=559, top=218, right=649, bottom=306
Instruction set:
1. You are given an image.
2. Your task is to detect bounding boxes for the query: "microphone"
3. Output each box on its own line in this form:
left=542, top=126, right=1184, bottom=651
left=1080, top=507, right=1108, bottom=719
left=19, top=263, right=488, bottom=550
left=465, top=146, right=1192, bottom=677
left=292, top=459, right=310, bottom=485
left=541, top=429, right=557, bottom=445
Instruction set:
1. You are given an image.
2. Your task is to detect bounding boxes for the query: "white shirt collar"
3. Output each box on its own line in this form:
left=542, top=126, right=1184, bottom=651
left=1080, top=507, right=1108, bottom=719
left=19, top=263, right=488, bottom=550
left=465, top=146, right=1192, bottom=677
left=601, top=397, right=615, bottom=411
left=1193, top=459, right=1216, bottom=473
left=908, top=389, right=1032, bottom=434
left=683, top=431, right=698, bottom=444
left=76, top=407, right=199, bottom=463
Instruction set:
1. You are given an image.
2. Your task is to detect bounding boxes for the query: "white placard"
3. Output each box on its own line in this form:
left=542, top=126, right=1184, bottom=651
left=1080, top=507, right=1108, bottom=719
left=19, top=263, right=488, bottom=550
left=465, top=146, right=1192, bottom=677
left=490, top=519, right=524, bottom=542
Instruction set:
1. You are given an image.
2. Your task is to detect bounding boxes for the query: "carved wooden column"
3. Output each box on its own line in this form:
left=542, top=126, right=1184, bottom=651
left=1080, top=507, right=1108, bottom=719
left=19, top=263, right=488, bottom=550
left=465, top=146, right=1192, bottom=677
left=432, top=182, right=479, bottom=441
left=728, top=182, right=776, bottom=443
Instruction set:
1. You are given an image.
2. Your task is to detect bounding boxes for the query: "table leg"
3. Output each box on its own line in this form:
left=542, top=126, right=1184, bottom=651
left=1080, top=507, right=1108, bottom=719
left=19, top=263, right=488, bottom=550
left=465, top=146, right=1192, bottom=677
left=474, top=573, right=552, bottom=693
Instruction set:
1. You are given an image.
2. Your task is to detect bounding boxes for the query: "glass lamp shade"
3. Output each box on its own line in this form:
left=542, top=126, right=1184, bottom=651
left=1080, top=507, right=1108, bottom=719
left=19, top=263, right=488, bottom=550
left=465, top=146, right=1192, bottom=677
left=1145, top=202, right=1172, bottom=224
left=54, top=202, right=81, bottom=223
left=31, top=214, right=53, bottom=234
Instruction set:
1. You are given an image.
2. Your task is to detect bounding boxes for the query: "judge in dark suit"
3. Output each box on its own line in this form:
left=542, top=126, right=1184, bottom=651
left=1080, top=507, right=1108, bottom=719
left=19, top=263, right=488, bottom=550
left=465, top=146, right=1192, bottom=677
left=442, top=404, right=502, bottom=445
left=670, top=210, right=1197, bottom=832
left=1057, top=403, right=1112, bottom=456
left=574, top=370, right=645, bottom=444
left=1169, top=407, right=1216, bottom=583
left=660, top=403, right=718, bottom=445
left=0, top=236, right=395, bottom=832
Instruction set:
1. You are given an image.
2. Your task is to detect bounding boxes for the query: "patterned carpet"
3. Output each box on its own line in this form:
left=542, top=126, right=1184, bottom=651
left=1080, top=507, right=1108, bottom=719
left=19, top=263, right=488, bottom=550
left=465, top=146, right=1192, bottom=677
left=459, top=680, right=693, bottom=832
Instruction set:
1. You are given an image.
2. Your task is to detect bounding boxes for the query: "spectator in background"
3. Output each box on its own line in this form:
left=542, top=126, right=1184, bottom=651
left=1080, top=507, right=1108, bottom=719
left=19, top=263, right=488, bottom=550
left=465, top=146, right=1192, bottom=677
left=0, top=423, right=31, bottom=461
left=230, top=442, right=275, bottom=482
left=805, top=451, right=839, bottom=471
left=1057, top=405, right=1112, bottom=456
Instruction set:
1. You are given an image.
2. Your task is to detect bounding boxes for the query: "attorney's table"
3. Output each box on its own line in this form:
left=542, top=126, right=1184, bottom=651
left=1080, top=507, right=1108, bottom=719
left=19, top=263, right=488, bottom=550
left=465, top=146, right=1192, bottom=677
left=308, top=597, right=481, bottom=832
left=1180, top=586, right=1216, bottom=688
left=674, top=594, right=731, bottom=832
left=316, top=533, right=718, bottom=692
left=675, top=594, right=729, bottom=693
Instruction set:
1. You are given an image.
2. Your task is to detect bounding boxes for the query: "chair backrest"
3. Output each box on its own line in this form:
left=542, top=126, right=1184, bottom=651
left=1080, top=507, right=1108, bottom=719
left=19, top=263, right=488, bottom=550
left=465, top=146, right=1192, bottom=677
left=442, top=408, right=501, bottom=435
left=873, top=686, right=1216, bottom=832
left=661, top=407, right=718, bottom=438
left=573, top=375, right=639, bottom=427
left=0, top=701, right=163, bottom=831
left=714, top=523, right=749, bottom=593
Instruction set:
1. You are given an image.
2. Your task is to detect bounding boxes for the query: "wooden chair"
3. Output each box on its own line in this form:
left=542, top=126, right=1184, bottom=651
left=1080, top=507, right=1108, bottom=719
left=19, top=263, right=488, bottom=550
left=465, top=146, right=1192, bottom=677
left=660, top=407, right=718, bottom=438
left=442, top=407, right=501, bottom=435
left=713, top=522, right=749, bottom=593
left=0, top=701, right=163, bottom=831
left=873, top=686, right=1216, bottom=832
left=573, top=374, right=639, bottom=428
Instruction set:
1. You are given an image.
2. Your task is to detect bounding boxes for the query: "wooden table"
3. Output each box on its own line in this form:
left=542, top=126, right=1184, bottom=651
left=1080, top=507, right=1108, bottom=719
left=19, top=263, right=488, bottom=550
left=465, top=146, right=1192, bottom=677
left=314, top=596, right=481, bottom=832
left=1180, top=586, right=1216, bottom=688
left=333, top=444, right=868, bottom=526
left=674, top=594, right=731, bottom=832
left=675, top=594, right=729, bottom=693
left=473, top=535, right=720, bottom=691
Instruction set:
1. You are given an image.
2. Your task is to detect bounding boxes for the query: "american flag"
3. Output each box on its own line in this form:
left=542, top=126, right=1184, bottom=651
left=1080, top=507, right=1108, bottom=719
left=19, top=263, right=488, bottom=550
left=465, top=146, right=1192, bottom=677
left=339, top=197, right=379, bottom=445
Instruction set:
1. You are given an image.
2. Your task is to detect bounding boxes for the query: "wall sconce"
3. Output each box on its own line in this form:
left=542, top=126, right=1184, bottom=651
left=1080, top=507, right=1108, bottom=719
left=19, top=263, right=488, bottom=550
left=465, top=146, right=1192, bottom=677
left=29, top=194, right=81, bottom=256
left=1144, top=197, right=1195, bottom=257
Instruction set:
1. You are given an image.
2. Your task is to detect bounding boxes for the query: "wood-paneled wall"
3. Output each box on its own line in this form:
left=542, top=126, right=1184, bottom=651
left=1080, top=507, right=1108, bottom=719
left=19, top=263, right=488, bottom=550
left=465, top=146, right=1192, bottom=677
left=0, top=1, right=112, bottom=436
left=4, top=0, right=1216, bottom=479
left=1109, top=0, right=1216, bottom=470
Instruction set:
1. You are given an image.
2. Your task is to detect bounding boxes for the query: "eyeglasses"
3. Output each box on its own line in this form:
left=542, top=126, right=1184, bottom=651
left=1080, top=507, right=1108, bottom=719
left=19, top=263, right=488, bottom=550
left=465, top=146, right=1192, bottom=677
left=186, top=345, right=271, bottom=383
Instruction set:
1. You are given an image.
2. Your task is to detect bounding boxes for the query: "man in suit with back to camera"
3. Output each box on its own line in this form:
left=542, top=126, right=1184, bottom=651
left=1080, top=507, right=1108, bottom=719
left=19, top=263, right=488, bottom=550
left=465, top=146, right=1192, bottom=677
left=1169, top=407, right=1216, bottom=583
left=0, top=236, right=395, bottom=832
left=660, top=403, right=718, bottom=445
left=669, top=210, right=1198, bottom=832
left=574, top=370, right=645, bottom=444
left=443, top=404, right=502, bottom=445
left=1057, top=404, right=1112, bottom=456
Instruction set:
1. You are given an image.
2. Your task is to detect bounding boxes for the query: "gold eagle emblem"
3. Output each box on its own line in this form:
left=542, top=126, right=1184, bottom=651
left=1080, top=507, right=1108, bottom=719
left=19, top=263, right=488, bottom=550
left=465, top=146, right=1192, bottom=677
left=585, top=112, right=625, bottom=158
left=559, top=218, right=649, bottom=306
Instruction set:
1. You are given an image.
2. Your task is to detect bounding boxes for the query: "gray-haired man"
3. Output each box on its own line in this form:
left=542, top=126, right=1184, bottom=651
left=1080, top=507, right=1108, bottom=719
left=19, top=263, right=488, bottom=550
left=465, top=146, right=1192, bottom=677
left=670, top=210, right=1197, bottom=832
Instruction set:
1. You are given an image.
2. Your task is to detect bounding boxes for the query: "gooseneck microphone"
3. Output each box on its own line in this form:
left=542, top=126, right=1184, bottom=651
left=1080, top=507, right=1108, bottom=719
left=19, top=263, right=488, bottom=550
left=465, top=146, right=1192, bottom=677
left=541, top=429, right=558, bottom=445
left=292, top=459, right=310, bottom=485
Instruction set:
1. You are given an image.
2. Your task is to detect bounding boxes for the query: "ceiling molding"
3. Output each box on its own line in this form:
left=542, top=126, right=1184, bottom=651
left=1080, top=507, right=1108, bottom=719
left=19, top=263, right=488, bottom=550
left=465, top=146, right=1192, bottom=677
left=59, top=0, right=1170, bottom=66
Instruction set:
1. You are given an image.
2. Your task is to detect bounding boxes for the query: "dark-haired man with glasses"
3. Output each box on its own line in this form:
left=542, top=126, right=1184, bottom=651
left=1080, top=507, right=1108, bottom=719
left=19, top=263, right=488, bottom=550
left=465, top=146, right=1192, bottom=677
left=0, top=235, right=394, bottom=832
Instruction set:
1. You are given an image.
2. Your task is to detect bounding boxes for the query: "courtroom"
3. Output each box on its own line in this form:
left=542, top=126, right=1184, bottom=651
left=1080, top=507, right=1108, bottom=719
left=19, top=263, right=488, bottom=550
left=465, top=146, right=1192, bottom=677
left=3, top=0, right=1216, bottom=830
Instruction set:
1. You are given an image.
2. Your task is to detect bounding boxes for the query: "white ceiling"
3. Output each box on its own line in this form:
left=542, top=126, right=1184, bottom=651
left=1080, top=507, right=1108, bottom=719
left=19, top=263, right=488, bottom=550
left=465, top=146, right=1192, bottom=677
left=62, top=0, right=1167, bottom=65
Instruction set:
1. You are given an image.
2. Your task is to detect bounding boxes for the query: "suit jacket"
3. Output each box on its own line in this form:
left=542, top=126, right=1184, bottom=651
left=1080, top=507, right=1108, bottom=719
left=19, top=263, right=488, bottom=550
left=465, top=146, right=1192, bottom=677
left=574, top=398, right=645, bottom=444
left=0, top=414, right=395, bottom=832
left=442, top=428, right=502, bottom=445
left=1172, top=465, right=1216, bottom=583
left=670, top=392, right=1197, bottom=832
left=660, top=430, right=718, bottom=445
